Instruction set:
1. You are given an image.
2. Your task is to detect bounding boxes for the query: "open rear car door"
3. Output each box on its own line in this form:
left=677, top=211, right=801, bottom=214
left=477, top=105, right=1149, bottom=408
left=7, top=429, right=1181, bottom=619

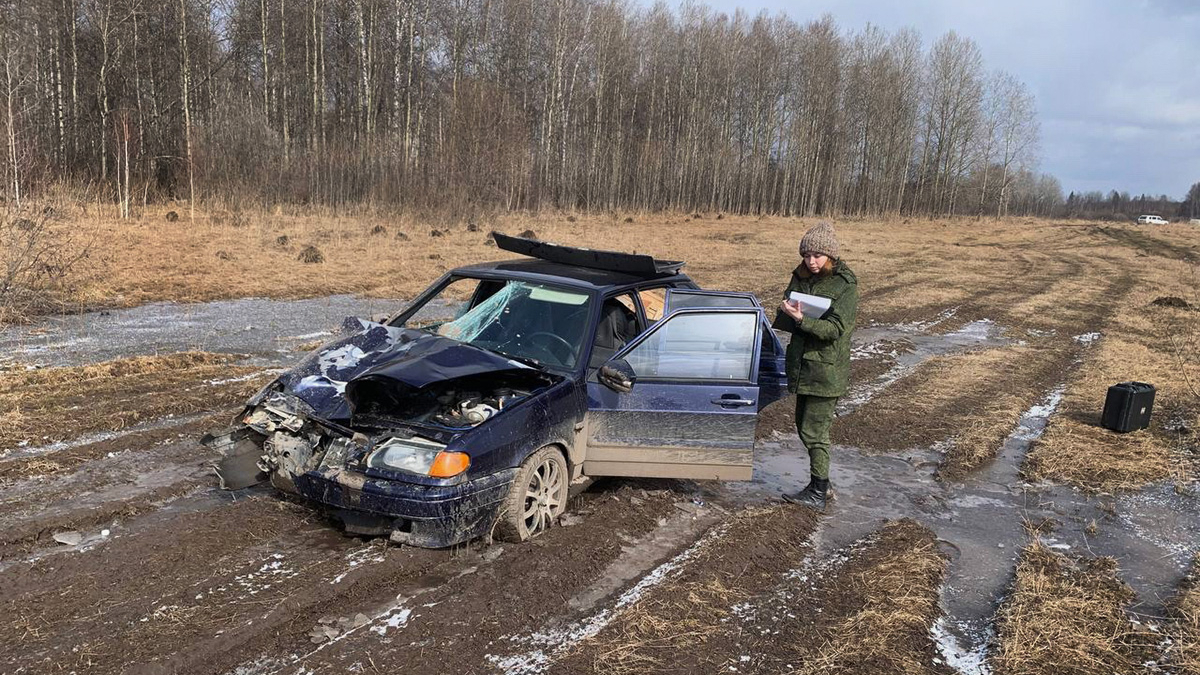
left=583, top=292, right=765, bottom=480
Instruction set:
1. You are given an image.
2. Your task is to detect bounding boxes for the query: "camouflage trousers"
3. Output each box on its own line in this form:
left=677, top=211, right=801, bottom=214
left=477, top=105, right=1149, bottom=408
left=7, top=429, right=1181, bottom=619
left=794, top=395, right=839, bottom=480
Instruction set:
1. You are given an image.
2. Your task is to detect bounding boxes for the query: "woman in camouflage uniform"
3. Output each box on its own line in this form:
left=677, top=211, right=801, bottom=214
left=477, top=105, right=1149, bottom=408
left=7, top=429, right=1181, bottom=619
left=773, top=221, right=858, bottom=511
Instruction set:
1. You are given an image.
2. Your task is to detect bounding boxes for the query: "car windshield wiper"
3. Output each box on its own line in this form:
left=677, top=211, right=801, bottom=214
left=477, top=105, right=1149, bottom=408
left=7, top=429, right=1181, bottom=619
left=488, top=349, right=546, bottom=370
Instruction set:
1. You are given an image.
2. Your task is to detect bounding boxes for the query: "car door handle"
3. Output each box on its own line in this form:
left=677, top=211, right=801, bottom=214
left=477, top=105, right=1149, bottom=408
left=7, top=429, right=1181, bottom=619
left=712, top=397, right=756, bottom=407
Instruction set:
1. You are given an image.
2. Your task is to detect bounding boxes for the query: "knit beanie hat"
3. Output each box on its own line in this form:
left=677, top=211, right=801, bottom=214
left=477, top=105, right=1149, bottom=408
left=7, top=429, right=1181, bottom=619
left=799, top=220, right=839, bottom=259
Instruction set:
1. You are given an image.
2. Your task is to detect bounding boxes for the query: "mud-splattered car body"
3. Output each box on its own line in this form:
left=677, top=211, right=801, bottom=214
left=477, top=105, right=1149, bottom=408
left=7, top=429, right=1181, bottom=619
left=205, top=235, right=787, bottom=547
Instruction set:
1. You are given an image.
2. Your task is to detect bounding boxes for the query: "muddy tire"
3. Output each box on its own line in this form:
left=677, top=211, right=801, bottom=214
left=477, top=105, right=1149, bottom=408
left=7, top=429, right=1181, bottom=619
left=496, top=446, right=568, bottom=543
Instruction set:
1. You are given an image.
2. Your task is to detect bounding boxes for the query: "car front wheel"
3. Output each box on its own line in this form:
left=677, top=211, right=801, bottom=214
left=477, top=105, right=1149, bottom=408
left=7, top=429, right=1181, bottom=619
left=497, top=446, right=568, bottom=542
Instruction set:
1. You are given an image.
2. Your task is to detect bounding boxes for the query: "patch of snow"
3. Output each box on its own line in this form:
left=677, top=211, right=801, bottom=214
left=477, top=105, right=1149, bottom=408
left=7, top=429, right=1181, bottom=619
left=284, top=331, right=332, bottom=341
left=931, top=618, right=992, bottom=675
left=369, top=608, right=412, bottom=636
left=1073, top=332, right=1101, bottom=346
left=207, top=370, right=281, bottom=386
left=331, top=545, right=387, bottom=584
left=226, top=655, right=291, bottom=675
left=850, top=341, right=901, bottom=361
left=232, top=554, right=300, bottom=597
left=945, top=319, right=997, bottom=341
left=1007, top=387, right=1065, bottom=444
left=896, top=307, right=960, bottom=332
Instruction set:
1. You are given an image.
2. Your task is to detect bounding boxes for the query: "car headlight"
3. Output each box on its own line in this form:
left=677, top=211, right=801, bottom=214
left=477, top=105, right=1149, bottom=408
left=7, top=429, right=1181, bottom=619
left=366, top=437, right=469, bottom=478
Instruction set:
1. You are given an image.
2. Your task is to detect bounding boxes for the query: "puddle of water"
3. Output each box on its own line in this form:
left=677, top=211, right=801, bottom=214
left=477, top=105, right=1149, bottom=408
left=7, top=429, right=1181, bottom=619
left=839, top=319, right=1011, bottom=413
left=0, top=295, right=404, bottom=369
left=724, top=382, right=1199, bottom=673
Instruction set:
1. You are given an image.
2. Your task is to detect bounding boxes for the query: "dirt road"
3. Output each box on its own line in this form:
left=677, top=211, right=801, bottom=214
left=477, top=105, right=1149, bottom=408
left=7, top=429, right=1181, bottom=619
left=1, top=217, right=1197, bottom=674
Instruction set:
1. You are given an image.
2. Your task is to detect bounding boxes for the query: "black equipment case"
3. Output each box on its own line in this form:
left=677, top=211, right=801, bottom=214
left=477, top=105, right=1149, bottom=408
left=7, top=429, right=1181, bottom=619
left=1101, top=382, right=1155, bottom=433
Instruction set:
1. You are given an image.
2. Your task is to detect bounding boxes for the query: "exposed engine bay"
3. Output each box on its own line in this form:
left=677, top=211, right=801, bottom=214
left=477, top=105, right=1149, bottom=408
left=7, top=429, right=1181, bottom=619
left=346, top=370, right=553, bottom=432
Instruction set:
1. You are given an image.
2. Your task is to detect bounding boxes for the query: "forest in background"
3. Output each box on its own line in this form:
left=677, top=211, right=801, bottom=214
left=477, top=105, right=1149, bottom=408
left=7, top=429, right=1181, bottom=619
left=0, top=0, right=1190, bottom=220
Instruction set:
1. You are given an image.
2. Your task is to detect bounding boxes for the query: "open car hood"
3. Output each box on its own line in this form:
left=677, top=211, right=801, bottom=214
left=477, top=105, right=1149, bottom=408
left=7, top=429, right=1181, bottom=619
left=273, top=318, right=533, bottom=421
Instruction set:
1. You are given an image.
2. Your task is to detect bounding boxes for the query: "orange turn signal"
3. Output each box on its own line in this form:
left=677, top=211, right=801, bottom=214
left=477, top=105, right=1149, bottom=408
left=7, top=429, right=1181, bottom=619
left=429, top=451, right=470, bottom=478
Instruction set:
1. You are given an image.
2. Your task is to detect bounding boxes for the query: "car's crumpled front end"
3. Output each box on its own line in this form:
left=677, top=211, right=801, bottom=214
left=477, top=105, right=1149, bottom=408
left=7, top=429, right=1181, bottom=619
left=203, top=317, right=562, bottom=547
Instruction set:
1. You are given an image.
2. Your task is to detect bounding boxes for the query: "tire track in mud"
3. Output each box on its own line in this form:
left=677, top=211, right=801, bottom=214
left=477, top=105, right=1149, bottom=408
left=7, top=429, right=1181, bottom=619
left=0, top=492, right=438, bottom=675
left=0, top=416, right=232, bottom=558
left=211, top=488, right=698, bottom=675
left=715, top=519, right=951, bottom=675
left=542, top=505, right=820, bottom=675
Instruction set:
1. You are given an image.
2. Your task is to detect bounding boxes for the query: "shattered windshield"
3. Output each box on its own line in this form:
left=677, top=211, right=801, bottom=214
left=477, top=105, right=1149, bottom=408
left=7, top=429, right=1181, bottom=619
left=403, top=278, right=593, bottom=370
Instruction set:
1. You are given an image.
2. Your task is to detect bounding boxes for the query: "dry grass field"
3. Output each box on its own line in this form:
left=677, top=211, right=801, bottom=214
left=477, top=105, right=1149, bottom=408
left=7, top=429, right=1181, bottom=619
left=1, top=204, right=1197, bottom=674
left=18, top=204, right=1199, bottom=490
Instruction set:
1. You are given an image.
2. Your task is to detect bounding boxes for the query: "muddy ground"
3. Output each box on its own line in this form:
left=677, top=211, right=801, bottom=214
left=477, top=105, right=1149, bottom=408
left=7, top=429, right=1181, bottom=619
left=1, top=217, right=1198, bottom=674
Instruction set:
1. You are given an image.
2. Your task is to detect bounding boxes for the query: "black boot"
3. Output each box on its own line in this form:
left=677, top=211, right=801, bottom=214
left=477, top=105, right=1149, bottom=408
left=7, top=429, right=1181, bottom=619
left=783, top=476, right=829, bottom=511
left=781, top=476, right=814, bottom=504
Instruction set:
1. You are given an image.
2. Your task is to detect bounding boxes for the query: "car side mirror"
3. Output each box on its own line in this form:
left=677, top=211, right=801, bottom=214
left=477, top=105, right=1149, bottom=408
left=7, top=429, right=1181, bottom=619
left=599, top=358, right=636, bottom=394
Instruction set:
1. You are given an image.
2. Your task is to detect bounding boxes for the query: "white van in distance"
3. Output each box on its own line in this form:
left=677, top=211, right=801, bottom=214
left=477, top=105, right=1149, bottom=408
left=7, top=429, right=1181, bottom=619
left=1137, top=214, right=1169, bottom=225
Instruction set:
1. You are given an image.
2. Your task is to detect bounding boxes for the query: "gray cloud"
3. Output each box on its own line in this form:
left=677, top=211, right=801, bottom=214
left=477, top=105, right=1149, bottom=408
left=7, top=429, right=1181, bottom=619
left=697, top=0, right=1200, bottom=196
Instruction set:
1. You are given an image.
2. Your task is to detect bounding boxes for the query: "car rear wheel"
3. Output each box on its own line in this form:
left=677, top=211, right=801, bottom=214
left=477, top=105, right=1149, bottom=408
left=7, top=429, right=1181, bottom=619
left=497, top=446, right=568, bottom=542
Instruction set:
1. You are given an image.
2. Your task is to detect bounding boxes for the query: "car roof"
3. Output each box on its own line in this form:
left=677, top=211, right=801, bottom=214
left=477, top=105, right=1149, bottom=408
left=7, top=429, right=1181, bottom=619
left=451, top=258, right=693, bottom=292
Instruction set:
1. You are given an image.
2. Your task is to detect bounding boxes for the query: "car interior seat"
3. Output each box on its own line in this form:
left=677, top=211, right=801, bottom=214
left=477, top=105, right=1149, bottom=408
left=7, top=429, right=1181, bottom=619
left=589, top=298, right=639, bottom=370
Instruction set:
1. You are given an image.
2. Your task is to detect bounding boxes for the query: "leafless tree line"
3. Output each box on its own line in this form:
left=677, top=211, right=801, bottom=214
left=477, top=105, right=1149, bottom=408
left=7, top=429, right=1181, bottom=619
left=1, top=0, right=1055, bottom=217
left=1064, top=188, right=1195, bottom=222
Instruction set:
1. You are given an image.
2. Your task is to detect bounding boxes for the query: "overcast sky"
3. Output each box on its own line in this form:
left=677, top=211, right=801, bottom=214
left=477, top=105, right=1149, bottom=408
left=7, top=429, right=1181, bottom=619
left=697, top=0, right=1200, bottom=198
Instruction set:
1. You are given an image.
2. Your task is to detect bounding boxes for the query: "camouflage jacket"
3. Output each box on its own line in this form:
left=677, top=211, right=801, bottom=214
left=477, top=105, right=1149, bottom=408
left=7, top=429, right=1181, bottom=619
left=771, top=260, right=859, bottom=398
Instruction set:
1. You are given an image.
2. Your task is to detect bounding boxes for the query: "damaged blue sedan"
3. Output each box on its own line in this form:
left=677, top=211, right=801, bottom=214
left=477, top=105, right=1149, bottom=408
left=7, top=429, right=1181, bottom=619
left=203, top=234, right=787, bottom=547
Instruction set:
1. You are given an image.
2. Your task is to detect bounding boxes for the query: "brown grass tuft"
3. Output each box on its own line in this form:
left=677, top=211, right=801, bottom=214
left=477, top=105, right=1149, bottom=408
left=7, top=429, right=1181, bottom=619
left=1164, top=554, right=1200, bottom=674
left=297, top=245, right=324, bottom=263
left=588, top=578, right=744, bottom=673
left=992, top=539, right=1158, bottom=675
left=790, top=520, right=947, bottom=675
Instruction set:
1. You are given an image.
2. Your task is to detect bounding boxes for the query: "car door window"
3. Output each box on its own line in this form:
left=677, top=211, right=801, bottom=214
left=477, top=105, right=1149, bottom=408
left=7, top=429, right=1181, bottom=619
left=664, top=289, right=758, bottom=312
left=621, top=310, right=759, bottom=381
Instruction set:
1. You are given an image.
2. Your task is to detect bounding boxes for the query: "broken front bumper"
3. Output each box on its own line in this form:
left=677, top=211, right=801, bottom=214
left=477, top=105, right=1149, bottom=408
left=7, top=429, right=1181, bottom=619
left=293, top=466, right=518, bottom=548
